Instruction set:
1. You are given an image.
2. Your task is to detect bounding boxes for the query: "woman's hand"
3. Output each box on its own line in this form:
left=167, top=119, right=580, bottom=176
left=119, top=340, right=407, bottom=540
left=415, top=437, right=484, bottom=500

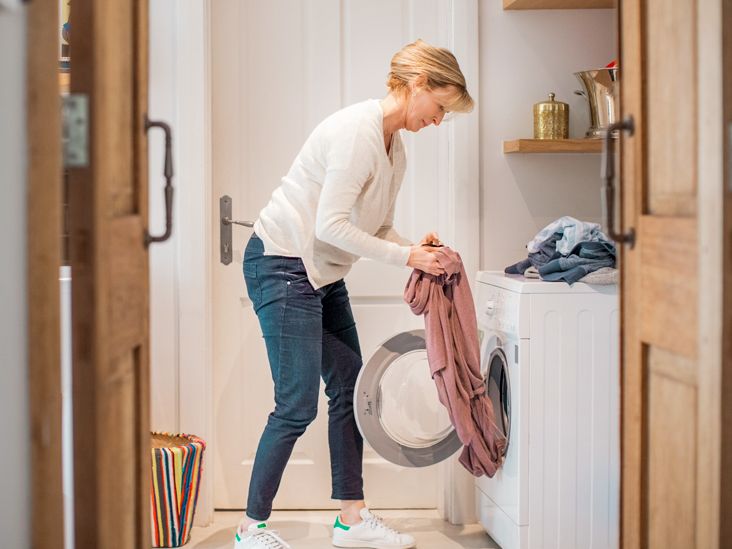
left=419, top=232, right=441, bottom=246
left=408, top=245, right=445, bottom=276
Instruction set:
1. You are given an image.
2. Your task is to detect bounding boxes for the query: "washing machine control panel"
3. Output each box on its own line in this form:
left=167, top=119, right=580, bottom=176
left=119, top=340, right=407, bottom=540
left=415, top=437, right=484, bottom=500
left=475, top=283, right=521, bottom=336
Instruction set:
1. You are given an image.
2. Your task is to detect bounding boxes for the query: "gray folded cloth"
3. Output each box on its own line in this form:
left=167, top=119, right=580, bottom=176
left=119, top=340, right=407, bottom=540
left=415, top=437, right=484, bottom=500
left=578, top=266, right=618, bottom=285
left=539, top=241, right=617, bottom=284
left=505, top=232, right=562, bottom=275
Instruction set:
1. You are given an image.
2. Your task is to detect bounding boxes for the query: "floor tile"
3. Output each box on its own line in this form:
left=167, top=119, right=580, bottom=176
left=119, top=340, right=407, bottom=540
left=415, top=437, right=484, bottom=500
left=187, top=509, right=500, bottom=549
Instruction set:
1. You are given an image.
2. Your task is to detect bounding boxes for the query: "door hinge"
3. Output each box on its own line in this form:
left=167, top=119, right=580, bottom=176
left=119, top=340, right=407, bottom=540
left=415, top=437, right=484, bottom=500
left=62, top=94, right=89, bottom=168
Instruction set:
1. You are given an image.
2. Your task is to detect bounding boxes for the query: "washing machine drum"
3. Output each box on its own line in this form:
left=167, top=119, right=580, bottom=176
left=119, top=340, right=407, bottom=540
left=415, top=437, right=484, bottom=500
left=484, top=346, right=511, bottom=455
left=354, top=329, right=462, bottom=468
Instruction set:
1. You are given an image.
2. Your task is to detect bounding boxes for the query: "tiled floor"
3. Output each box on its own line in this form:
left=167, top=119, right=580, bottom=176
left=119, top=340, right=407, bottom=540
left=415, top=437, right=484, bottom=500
left=187, top=509, right=500, bottom=549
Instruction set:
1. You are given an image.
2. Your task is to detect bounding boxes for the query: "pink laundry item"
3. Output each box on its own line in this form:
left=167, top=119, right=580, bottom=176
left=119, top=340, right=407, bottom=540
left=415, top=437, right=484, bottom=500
left=403, top=247, right=506, bottom=477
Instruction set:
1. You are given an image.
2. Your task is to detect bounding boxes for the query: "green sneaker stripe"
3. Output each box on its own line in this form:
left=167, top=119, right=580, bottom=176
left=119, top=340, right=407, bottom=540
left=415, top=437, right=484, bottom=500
left=235, top=533, right=241, bottom=542
left=257, top=522, right=267, bottom=529
left=334, top=515, right=351, bottom=531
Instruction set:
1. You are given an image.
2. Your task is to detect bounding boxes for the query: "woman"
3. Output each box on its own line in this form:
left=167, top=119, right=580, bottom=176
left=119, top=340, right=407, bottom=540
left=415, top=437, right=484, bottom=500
left=235, top=39, right=474, bottom=549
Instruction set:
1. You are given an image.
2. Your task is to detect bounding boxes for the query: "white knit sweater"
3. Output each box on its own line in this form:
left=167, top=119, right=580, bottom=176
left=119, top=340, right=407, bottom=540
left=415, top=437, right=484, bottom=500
left=254, top=99, right=412, bottom=289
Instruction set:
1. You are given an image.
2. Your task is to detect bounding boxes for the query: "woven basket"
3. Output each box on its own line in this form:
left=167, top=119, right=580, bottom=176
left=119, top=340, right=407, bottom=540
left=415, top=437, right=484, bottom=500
left=150, top=432, right=207, bottom=548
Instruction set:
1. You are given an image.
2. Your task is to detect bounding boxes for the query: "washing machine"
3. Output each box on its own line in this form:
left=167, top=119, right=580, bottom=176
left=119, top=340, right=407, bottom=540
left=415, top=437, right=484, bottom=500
left=349, top=280, right=512, bottom=474
left=350, top=269, right=514, bottom=469
left=474, top=271, right=620, bottom=549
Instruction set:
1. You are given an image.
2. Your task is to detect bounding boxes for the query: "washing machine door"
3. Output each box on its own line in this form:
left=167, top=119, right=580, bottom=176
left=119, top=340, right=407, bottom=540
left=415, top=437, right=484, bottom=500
left=354, top=329, right=462, bottom=467
left=483, top=344, right=511, bottom=455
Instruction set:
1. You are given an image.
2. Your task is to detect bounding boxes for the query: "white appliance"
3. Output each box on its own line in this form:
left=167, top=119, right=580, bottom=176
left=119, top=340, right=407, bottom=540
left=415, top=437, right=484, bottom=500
left=474, top=271, right=620, bottom=549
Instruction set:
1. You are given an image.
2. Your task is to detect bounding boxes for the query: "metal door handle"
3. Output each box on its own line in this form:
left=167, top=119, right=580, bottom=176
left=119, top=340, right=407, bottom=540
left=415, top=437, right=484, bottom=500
left=145, top=116, right=174, bottom=246
left=220, top=195, right=255, bottom=265
left=601, top=116, right=636, bottom=248
left=222, top=217, right=254, bottom=228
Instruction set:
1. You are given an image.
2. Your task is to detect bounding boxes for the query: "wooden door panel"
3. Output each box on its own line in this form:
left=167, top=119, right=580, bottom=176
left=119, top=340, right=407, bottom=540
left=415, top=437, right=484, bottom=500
left=69, top=0, right=150, bottom=547
left=646, top=346, right=697, bottom=548
left=638, top=216, right=697, bottom=358
left=98, top=352, right=137, bottom=547
left=645, top=0, right=697, bottom=216
left=109, top=216, right=148, bottom=355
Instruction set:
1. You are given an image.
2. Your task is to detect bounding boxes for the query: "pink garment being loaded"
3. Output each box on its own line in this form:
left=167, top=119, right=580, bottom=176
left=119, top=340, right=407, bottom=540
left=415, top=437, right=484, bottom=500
left=403, top=247, right=506, bottom=477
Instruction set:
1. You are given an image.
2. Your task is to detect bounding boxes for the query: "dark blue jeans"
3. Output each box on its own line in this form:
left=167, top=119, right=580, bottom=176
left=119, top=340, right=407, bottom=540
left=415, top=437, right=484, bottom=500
left=243, top=234, right=364, bottom=521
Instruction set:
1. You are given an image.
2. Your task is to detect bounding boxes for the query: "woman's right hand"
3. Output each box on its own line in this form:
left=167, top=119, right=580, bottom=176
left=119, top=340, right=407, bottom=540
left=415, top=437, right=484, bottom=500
left=407, top=245, right=445, bottom=276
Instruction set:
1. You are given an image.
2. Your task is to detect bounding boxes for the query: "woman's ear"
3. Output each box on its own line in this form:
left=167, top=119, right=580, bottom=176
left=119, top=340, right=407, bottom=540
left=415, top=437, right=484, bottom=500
left=411, top=74, right=428, bottom=95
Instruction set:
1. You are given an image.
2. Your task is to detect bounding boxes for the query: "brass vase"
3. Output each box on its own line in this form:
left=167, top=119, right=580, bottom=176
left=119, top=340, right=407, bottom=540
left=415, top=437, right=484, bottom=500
left=533, top=92, right=569, bottom=140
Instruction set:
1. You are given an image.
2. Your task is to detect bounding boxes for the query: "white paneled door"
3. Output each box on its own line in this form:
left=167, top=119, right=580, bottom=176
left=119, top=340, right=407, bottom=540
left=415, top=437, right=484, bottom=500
left=211, top=0, right=479, bottom=511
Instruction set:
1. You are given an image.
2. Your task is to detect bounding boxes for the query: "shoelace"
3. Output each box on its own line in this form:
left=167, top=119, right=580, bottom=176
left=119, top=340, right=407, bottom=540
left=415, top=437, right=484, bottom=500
left=248, top=529, right=289, bottom=548
left=364, top=514, right=400, bottom=538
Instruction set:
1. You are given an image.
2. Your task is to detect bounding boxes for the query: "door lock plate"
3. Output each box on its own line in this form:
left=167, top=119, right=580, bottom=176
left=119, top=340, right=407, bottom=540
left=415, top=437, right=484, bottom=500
left=220, top=195, right=254, bottom=265
left=220, top=196, right=233, bottom=265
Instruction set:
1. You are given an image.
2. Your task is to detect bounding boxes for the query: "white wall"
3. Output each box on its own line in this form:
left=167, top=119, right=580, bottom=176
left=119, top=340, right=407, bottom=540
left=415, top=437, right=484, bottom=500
left=479, top=3, right=617, bottom=270
left=148, top=0, right=214, bottom=525
left=0, top=5, right=31, bottom=549
left=148, top=0, right=179, bottom=435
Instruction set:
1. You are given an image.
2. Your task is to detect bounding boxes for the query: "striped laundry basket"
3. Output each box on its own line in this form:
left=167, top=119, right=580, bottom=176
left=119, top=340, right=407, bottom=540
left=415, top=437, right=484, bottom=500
left=150, top=432, right=207, bottom=547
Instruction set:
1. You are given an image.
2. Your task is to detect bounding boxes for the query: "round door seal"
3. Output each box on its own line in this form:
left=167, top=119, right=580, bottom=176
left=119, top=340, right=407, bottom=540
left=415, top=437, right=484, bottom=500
left=484, top=346, right=511, bottom=456
left=354, top=329, right=462, bottom=468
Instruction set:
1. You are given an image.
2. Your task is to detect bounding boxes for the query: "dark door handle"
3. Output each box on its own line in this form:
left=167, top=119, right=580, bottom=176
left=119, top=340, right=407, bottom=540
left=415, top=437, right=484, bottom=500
left=145, top=116, right=174, bottom=246
left=601, top=116, right=636, bottom=248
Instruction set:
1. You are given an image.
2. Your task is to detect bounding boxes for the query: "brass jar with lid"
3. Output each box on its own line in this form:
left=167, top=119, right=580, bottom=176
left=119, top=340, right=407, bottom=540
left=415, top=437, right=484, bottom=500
left=533, top=92, right=569, bottom=139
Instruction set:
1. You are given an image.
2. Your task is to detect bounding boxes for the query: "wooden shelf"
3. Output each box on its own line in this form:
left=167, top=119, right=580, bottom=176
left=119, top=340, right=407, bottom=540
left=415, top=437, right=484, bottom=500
left=503, top=138, right=603, bottom=154
left=503, top=0, right=615, bottom=9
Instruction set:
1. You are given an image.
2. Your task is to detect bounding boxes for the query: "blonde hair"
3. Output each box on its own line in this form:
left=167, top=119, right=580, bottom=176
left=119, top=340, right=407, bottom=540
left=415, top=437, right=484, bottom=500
left=387, top=39, right=474, bottom=113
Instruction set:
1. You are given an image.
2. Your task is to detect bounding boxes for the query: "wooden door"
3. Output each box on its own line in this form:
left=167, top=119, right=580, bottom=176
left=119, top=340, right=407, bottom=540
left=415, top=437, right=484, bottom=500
left=27, top=0, right=64, bottom=547
left=619, top=0, right=732, bottom=547
left=67, top=1, right=152, bottom=547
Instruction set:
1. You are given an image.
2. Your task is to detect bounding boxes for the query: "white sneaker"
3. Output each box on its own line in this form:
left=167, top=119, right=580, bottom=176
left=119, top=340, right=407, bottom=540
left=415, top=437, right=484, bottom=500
left=332, top=508, right=416, bottom=549
left=233, top=521, right=291, bottom=549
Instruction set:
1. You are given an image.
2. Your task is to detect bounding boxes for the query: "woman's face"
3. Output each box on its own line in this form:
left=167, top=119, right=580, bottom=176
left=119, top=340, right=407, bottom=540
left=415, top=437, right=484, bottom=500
left=404, top=85, right=456, bottom=132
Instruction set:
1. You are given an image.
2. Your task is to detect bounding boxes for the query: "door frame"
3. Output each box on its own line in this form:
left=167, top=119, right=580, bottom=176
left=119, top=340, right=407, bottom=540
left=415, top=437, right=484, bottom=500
left=175, top=0, right=216, bottom=525
left=26, top=0, right=64, bottom=547
left=697, top=0, right=730, bottom=545
left=723, top=0, right=732, bottom=544
left=169, top=0, right=481, bottom=524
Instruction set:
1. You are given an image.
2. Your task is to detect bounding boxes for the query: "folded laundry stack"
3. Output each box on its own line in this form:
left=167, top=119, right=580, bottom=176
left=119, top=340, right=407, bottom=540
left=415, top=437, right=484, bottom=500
left=505, top=216, right=618, bottom=285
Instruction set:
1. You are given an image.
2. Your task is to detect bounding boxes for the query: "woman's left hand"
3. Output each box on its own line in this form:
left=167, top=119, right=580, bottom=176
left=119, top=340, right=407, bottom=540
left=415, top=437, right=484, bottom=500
left=419, top=232, right=441, bottom=247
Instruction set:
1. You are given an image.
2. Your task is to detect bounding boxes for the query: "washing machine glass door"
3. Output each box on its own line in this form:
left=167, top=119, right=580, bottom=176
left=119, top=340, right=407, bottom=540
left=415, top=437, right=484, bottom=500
left=485, top=347, right=511, bottom=454
left=354, top=329, right=462, bottom=467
